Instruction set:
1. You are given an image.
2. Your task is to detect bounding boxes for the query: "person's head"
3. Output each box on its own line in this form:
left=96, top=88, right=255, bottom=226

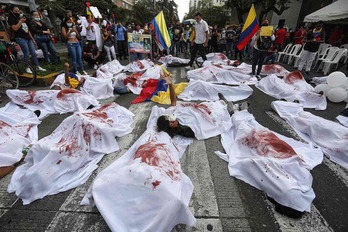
left=316, top=21, right=323, bottom=30
left=135, top=23, right=140, bottom=31
left=262, top=18, right=269, bottom=26
left=31, top=11, right=41, bottom=21
left=103, top=14, right=107, bottom=19
left=10, top=5, right=21, bottom=15
left=278, top=25, right=283, bottom=29
left=195, top=12, right=202, bottom=22
left=66, top=10, right=72, bottom=18
left=65, top=18, right=73, bottom=28
left=157, top=115, right=179, bottom=137
left=117, top=20, right=121, bottom=25
left=176, top=19, right=180, bottom=25
left=39, top=8, right=48, bottom=17
left=213, top=24, right=217, bottom=29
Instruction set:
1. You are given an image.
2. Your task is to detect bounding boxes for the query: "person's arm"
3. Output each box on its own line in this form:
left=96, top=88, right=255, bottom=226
left=11, top=17, right=26, bottom=31
left=94, top=50, right=100, bottom=60
left=204, top=31, right=209, bottom=47
left=161, top=73, right=176, bottom=106
left=28, top=31, right=37, bottom=47
left=64, top=62, right=70, bottom=87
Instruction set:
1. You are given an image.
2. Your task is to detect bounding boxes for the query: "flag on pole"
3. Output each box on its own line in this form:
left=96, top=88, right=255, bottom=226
left=86, top=2, right=92, bottom=18
left=151, top=11, right=171, bottom=51
left=237, top=4, right=259, bottom=51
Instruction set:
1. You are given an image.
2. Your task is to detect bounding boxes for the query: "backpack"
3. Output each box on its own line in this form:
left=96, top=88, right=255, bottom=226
left=257, top=36, right=272, bottom=51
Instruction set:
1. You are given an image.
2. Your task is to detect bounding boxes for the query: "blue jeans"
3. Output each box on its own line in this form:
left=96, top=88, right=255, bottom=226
left=171, top=40, right=180, bottom=57
left=131, top=53, right=143, bottom=62
left=34, top=35, right=57, bottom=64
left=67, top=42, right=84, bottom=73
left=264, top=53, right=278, bottom=64
left=226, top=42, right=233, bottom=57
left=16, top=37, right=39, bottom=67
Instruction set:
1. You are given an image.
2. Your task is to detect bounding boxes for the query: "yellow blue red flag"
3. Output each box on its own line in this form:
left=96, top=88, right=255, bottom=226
left=151, top=11, right=171, bottom=51
left=237, top=4, right=259, bottom=51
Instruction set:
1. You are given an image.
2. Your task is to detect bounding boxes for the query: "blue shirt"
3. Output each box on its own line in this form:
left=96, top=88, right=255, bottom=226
left=115, top=25, right=127, bottom=41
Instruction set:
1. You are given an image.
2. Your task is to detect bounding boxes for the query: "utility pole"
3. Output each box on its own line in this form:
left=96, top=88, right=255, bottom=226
left=27, top=0, right=37, bottom=12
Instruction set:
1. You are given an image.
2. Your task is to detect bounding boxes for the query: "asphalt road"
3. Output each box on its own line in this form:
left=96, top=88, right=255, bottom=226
left=0, top=57, right=347, bottom=232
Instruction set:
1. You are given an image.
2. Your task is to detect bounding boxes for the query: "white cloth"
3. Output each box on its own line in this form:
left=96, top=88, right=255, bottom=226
left=81, top=76, right=114, bottom=100
left=8, top=103, right=134, bottom=205
left=178, top=80, right=253, bottom=102
left=215, top=110, right=323, bottom=212
left=272, top=101, right=348, bottom=169
left=194, top=19, right=209, bottom=44
left=311, top=76, right=328, bottom=85
left=202, top=60, right=238, bottom=68
left=298, top=50, right=317, bottom=72
left=85, top=22, right=102, bottom=51
left=231, top=63, right=290, bottom=77
left=6, top=89, right=99, bottom=117
left=159, top=55, right=190, bottom=66
left=50, top=73, right=82, bottom=90
left=123, top=59, right=155, bottom=73
left=77, top=16, right=87, bottom=37
left=148, top=101, right=232, bottom=140
left=0, top=103, right=40, bottom=167
left=256, top=74, right=327, bottom=110
left=337, top=115, right=348, bottom=127
left=97, top=60, right=124, bottom=78
left=187, top=64, right=258, bottom=85
left=197, top=53, right=228, bottom=64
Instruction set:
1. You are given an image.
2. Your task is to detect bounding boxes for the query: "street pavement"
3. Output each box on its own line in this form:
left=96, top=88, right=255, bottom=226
left=0, top=56, right=347, bottom=232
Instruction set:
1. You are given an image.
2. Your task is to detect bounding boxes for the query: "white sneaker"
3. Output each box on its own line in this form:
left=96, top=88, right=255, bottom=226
left=93, top=64, right=98, bottom=70
left=37, top=66, right=46, bottom=72
left=240, top=102, right=249, bottom=111
left=82, top=71, right=88, bottom=75
left=185, top=66, right=193, bottom=71
left=25, top=67, right=32, bottom=74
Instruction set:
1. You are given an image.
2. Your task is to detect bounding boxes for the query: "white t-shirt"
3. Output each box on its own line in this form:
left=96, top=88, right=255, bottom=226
left=132, top=29, right=144, bottom=34
left=194, top=19, right=209, bottom=44
left=85, top=22, right=97, bottom=41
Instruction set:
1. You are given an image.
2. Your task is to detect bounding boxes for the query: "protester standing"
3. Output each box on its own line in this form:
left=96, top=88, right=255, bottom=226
left=115, top=21, right=128, bottom=60
left=102, top=26, right=116, bottom=62
left=219, top=27, right=227, bottom=54
left=171, top=20, right=183, bottom=57
left=275, top=25, right=287, bottom=51
left=211, top=24, right=218, bottom=52
left=328, top=25, right=343, bottom=46
left=186, top=12, right=208, bottom=70
left=298, top=21, right=325, bottom=75
left=251, top=18, right=275, bottom=78
left=131, top=23, right=144, bottom=61
left=234, top=24, right=244, bottom=60
left=226, top=26, right=235, bottom=58
left=8, top=5, right=46, bottom=73
left=294, top=24, right=307, bottom=45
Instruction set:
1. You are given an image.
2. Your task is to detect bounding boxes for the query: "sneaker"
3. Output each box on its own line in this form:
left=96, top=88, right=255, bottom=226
left=37, top=66, right=46, bottom=72
left=93, top=64, right=98, bottom=70
left=76, top=71, right=81, bottom=75
left=256, top=75, right=261, bottom=81
left=185, top=66, right=193, bottom=71
left=218, top=93, right=229, bottom=104
left=82, top=71, right=88, bottom=75
left=25, top=67, right=32, bottom=74
left=240, top=101, right=249, bottom=111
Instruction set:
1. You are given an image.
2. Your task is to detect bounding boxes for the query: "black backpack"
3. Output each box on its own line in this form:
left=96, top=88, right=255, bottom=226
left=257, top=36, right=272, bottom=51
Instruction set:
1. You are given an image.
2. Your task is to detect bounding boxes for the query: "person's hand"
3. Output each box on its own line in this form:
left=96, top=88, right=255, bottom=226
left=190, top=42, right=193, bottom=46
left=19, top=17, right=26, bottom=23
left=204, top=41, right=208, bottom=47
left=64, top=62, right=69, bottom=68
left=161, top=73, right=173, bottom=85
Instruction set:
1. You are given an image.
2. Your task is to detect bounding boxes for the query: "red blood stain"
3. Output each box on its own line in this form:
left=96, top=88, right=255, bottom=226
left=123, top=73, right=143, bottom=87
left=284, top=71, right=304, bottom=84
left=262, top=64, right=284, bottom=75
left=82, top=103, right=114, bottom=126
left=214, top=64, right=223, bottom=69
left=180, top=102, right=213, bottom=123
left=56, top=88, right=81, bottom=100
left=0, top=120, right=10, bottom=130
left=133, top=142, right=181, bottom=181
left=24, top=91, right=44, bottom=105
left=136, top=60, right=145, bottom=69
left=218, top=53, right=227, bottom=60
left=241, top=129, right=297, bottom=159
left=152, top=180, right=161, bottom=189
left=57, top=160, right=62, bottom=165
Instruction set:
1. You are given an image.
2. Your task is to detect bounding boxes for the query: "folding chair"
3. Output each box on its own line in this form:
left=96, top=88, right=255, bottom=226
left=293, top=43, right=305, bottom=68
left=340, top=44, right=348, bottom=64
left=283, top=44, right=301, bottom=64
left=313, top=43, right=332, bottom=68
left=287, top=45, right=302, bottom=65
left=276, top=43, right=292, bottom=62
left=317, top=47, right=339, bottom=72
left=322, top=48, right=347, bottom=75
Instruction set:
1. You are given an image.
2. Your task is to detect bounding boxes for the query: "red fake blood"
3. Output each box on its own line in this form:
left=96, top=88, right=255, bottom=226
left=241, top=129, right=297, bottom=159
left=0, top=120, right=10, bottom=129
left=82, top=103, right=114, bottom=126
left=136, top=60, right=145, bottom=69
left=218, top=53, right=227, bottom=60
left=284, top=71, right=304, bottom=84
left=262, top=64, right=284, bottom=75
left=56, top=89, right=81, bottom=100
left=214, top=64, right=223, bottom=69
left=133, top=142, right=181, bottom=181
left=123, top=73, right=143, bottom=87
left=24, top=91, right=44, bottom=105
left=180, top=102, right=213, bottom=123
left=152, top=180, right=161, bottom=189
left=57, top=160, right=62, bottom=165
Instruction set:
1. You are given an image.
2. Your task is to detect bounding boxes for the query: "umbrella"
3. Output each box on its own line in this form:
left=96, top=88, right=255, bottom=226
left=182, top=19, right=195, bottom=25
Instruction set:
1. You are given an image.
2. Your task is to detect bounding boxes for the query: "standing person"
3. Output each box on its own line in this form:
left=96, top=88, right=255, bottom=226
left=226, top=26, right=235, bottom=58
left=30, top=11, right=58, bottom=65
left=171, top=20, right=183, bottom=57
left=294, top=24, right=307, bottom=45
left=186, top=12, right=208, bottom=70
left=234, top=24, right=244, bottom=61
left=328, top=25, right=343, bottom=46
left=219, top=27, right=227, bottom=53
left=275, top=25, right=287, bottom=51
left=189, top=25, right=195, bottom=54
left=8, top=5, right=46, bottom=72
left=115, top=20, right=127, bottom=60
left=184, top=25, right=190, bottom=51
left=131, top=23, right=144, bottom=61
left=101, top=26, right=116, bottom=62
left=61, top=18, right=87, bottom=75
left=39, top=9, right=54, bottom=32
left=211, top=24, right=218, bottom=52
left=298, top=21, right=325, bottom=75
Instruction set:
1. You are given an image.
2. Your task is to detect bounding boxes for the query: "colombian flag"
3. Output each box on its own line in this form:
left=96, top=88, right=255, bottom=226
left=86, top=2, right=92, bottom=18
left=151, top=11, right=171, bottom=51
left=237, top=4, right=259, bottom=51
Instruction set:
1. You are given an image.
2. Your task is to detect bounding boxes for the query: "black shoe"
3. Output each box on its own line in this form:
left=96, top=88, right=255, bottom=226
left=256, top=75, right=261, bottom=81
left=34, top=110, right=41, bottom=117
left=87, top=105, right=95, bottom=110
left=218, top=93, right=229, bottom=104
left=305, top=71, right=310, bottom=75
left=267, top=196, right=304, bottom=218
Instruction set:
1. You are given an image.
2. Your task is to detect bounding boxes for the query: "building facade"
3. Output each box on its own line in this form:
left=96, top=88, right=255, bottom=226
left=113, top=0, right=135, bottom=10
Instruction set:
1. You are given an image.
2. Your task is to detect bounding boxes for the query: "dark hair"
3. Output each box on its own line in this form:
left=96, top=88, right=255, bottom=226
left=318, top=21, right=323, bottom=24
left=196, top=12, right=201, bottom=17
left=39, top=8, right=45, bottom=13
left=157, top=116, right=175, bottom=137
left=10, top=5, right=18, bottom=12
left=31, top=10, right=38, bottom=16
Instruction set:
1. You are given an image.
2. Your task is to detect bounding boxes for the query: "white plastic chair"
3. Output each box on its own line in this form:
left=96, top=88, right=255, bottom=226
left=313, top=43, right=332, bottom=68
left=293, top=43, right=305, bottom=68
left=322, top=48, right=347, bottom=74
left=282, top=44, right=301, bottom=64
left=317, top=47, right=339, bottom=72
left=276, top=43, right=292, bottom=62
left=287, top=45, right=303, bottom=65
left=340, top=44, right=348, bottom=63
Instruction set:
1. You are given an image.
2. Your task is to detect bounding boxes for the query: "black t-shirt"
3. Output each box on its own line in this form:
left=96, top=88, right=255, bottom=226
left=8, top=13, right=31, bottom=40
left=84, top=43, right=98, bottom=56
left=226, top=30, right=235, bottom=42
left=30, top=21, right=48, bottom=35
left=172, top=25, right=182, bottom=41
left=211, top=29, right=218, bottom=42
left=304, top=29, right=326, bottom=52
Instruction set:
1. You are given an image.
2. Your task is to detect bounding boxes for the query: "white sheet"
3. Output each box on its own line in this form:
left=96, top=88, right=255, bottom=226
left=197, top=53, right=229, bottom=63
left=178, top=80, right=253, bottom=102
left=50, top=73, right=82, bottom=90
left=272, top=101, right=348, bottom=169
left=98, top=59, right=124, bottom=78
left=231, top=63, right=290, bottom=77
left=311, top=76, right=328, bottom=85
left=159, top=55, right=190, bottom=66
left=123, top=59, right=155, bottom=73
left=8, top=103, right=134, bottom=204
left=6, top=89, right=99, bottom=117
left=0, top=103, right=40, bottom=167
left=215, top=110, right=323, bottom=212
left=81, top=106, right=195, bottom=232
left=256, top=74, right=327, bottom=110
left=337, top=115, right=348, bottom=127
left=187, top=64, right=258, bottom=85
left=81, top=76, right=114, bottom=100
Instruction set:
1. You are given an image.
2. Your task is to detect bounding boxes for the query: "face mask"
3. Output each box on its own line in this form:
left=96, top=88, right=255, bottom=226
left=67, top=23, right=73, bottom=27
left=34, top=17, right=40, bottom=21
left=45, top=12, right=48, bottom=16
left=164, top=114, right=177, bottom=122
left=18, top=13, right=23, bottom=18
